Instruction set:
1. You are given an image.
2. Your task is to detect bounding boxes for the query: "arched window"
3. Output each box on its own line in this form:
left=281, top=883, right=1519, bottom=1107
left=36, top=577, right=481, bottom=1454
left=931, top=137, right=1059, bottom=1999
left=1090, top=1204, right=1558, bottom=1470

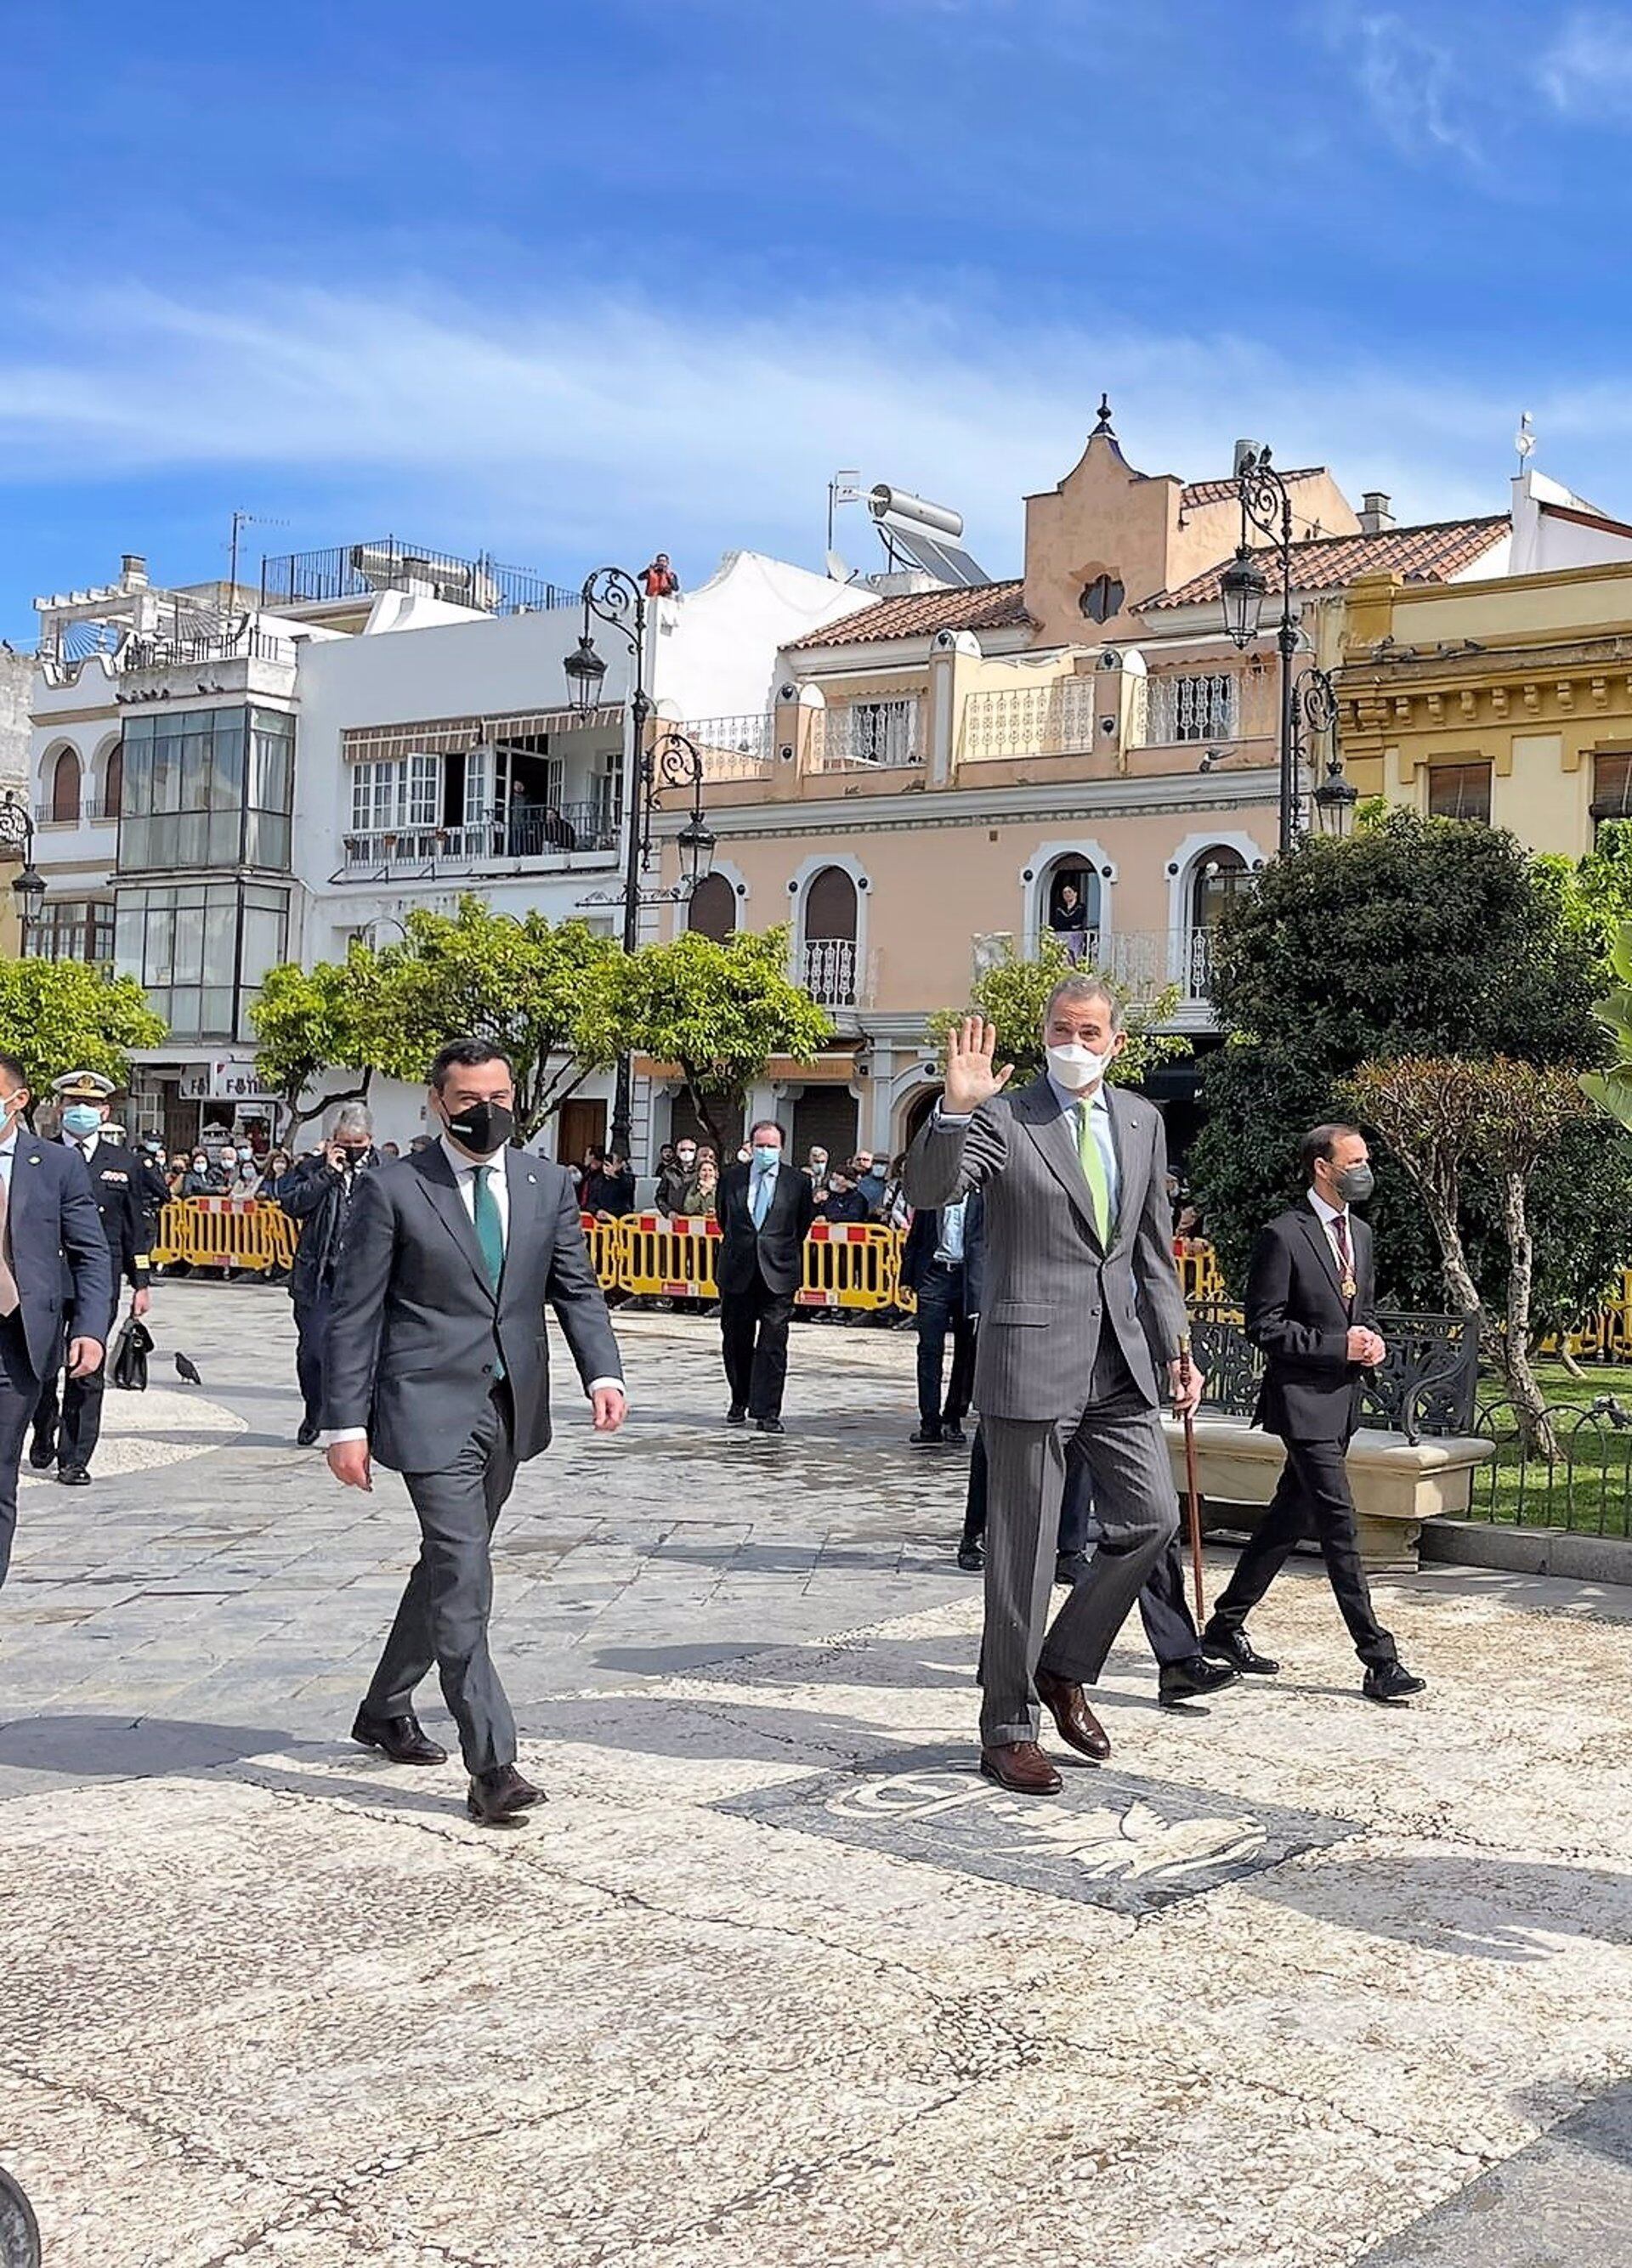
left=50, top=747, right=82, bottom=824
left=1042, top=857, right=1102, bottom=964
left=802, top=865, right=858, bottom=1007
left=105, top=740, right=124, bottom=818
left=686, top=872, right=736, bottom=942
left=1189, top=845, right=1250, bottom=932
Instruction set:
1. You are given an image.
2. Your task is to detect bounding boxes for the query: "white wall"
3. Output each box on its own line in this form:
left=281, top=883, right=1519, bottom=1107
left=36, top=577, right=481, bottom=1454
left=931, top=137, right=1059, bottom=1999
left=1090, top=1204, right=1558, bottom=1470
left=1509, top=467, right=1632, bottom=576
left=655, top=551, right=877, bottom=720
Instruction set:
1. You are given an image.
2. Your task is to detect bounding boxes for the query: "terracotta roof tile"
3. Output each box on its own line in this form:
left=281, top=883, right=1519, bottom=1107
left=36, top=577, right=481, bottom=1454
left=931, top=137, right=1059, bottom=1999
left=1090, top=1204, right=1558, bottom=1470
left=1179, top=467, right=1326, bottom=508
left=785, top=579, right=1030, bottom=650
left=1140, top=516, right=1510, bottom=611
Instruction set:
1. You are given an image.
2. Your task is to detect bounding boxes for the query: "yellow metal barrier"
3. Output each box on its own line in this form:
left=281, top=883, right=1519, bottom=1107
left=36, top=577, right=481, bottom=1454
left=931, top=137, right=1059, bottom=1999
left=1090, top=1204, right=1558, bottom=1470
left=798, top=1221, right=900, bottom=1310
left=153, top=1196, right=298, bottom=1275
left=616, top=1212, right=721, bottom=1299
left=1176, top=1242, right=1226, bottom=1304
left=580, top=1211, right=631, bottom=1292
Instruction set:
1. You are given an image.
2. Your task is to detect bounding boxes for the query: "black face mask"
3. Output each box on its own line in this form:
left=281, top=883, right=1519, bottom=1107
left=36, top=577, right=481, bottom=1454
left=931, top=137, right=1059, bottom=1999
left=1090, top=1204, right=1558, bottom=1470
left=445, top=1100, right=514, bottom=1157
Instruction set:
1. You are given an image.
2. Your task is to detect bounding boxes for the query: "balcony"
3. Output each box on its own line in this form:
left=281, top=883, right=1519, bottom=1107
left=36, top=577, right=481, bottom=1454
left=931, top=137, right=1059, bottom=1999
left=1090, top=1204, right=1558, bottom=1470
left=681, top=712, right=777, bottom=783
left=959, top=677, right=1099, bottom=763
left=114, top=625, right=298, bottom=707
left=261, top=540, right=577, bottom=617
left=339, top=800, right=620, bottom=879
left=1133, top=670, right=1277, bottom=749
left=34, top=795, right=120, bottom=829
left=1019, top=925, right=1219, bottom=1008
left=808, top=698, right=925, bottom=775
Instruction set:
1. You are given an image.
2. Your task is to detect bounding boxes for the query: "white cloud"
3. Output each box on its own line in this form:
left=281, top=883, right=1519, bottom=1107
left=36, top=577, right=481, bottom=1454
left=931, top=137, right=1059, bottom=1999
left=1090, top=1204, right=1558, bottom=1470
left=0, top=273, right=1568, bottom=584
left=1327, top=8, right=1487, bottom=167
left=1538, top=9, right=1632, bottom=118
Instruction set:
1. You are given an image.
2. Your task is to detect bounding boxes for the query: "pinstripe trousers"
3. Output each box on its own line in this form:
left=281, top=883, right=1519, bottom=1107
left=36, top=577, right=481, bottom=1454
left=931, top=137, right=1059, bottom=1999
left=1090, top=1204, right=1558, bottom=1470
left=978, top=1338, right=1179, bottom=1747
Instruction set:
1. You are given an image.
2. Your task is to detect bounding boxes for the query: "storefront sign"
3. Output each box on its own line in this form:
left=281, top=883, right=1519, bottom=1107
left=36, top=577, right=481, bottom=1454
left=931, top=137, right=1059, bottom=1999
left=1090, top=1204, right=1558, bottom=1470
left=178, top=1061, right=280, bottom=1105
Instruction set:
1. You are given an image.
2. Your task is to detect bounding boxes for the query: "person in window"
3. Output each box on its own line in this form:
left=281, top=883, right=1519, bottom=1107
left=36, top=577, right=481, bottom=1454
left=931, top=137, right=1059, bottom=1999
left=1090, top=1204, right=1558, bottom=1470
left=1049, top=879, right=1091, bottom=966
left=640, top=553, right=680, bottom=598
left=584, top=1148, right=637, bottom=1219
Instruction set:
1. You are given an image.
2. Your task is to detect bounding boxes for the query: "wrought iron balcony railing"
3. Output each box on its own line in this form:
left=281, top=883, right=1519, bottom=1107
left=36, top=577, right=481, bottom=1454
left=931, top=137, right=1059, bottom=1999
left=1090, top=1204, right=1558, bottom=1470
left=263, top=540, right=577, bottom=617
left=341, top=800, right=620, bottom=876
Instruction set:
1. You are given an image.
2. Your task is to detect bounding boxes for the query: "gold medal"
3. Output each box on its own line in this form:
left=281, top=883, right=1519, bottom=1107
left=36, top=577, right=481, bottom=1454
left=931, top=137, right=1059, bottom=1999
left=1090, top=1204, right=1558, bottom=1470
left=1341, top=1273, right=1357, bottom=1300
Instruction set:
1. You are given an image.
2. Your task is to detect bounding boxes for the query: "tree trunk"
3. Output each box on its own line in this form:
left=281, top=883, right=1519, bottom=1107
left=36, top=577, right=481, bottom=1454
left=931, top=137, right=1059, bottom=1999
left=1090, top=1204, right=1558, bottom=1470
left=680, top=1062, right=728, bottom=1155
left=1498, top=1168, right=1561, bottom=1462
left=1415, top=1175, right=1482, bottom=1315
left=285, top=1067, right=373, bottom=1144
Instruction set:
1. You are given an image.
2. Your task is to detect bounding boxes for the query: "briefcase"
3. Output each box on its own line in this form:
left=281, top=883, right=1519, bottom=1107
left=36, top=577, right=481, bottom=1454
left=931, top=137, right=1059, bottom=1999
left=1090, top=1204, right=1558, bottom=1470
left=110, top=1315, right=154, bottom=1393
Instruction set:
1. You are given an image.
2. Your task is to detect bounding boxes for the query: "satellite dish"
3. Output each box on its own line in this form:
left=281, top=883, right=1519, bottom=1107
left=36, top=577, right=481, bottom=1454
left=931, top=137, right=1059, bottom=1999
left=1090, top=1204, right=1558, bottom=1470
left=824, top=549, right=855, bottom=582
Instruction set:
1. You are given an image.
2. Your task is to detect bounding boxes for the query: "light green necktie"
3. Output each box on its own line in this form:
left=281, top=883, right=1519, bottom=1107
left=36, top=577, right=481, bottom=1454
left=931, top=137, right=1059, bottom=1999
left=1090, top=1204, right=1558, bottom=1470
left=1075, top=1100, right=1110, bottom=1244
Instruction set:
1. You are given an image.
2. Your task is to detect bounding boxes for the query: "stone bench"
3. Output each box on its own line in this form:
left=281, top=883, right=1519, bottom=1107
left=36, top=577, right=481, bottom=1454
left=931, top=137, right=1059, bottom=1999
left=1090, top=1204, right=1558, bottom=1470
left=1160, top=1416, right=1497, bottom=1573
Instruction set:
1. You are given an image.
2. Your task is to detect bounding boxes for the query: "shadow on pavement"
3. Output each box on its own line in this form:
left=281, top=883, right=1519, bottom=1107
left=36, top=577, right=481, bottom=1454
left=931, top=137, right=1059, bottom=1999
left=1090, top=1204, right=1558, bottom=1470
left=1250, top=1847, right=1632, bottom=1962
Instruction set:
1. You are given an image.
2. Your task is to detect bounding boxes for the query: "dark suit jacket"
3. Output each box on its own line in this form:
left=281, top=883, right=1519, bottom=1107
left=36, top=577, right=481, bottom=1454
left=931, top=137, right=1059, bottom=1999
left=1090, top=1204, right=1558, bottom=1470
left=56, top=1136, right=152, bottom=1294
left=4, top=1134, right=113, bottom=1376
left=716, top=1160, right=815, bottom=1298
left=1244, top=1199, right=1377, bottom=1443
left=322, top=1144, right=623, bottom=1472
left=901, top=1193, right=985, bottom=1312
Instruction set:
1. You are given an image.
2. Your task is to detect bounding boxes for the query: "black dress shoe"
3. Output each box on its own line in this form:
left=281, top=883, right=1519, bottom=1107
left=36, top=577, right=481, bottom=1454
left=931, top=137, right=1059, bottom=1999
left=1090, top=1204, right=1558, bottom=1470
left=467, top=1763, right=544, bottom=1825
left=1159, top=1654, right=1239, bottom=1707
left=956, top=1537, right=984, bottom=1573
left=1055, top=1551, right=1091, bottom=1587
left=941, top=1423, right=968, bottom=1445
left=296, top=1418, right=321, bottom=1448
left=1201, top=1622, right=1281, bottom=1676
left=726, top=1405, right=747, bottom=1425
left=351, top=1710, right=448, bottom=1767
left=27, top=1435, right=56, bottom=1471
left=755, top=1417, right=785, bottom=1434
left=910, top=1425, right=944, bottom=1446
left=1363, top=1661, right=1427, bottom=1705
left=56, top=1464, right=91, bottom=1487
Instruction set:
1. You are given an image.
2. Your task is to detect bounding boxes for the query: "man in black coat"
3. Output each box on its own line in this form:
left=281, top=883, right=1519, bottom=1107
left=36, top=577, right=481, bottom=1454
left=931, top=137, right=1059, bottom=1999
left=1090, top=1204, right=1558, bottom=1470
left=1203, top=1123, right=1425, bottom=1705
left=901, top=1194, right=979, bottom=1445
left=30, top=1071, right=152, bottom=1486
left=715, top=1118, right=815, bottom=1434
left=0, top=1054, right=111, bottom=1586
left=280, top=1103, right=379, bottom=1447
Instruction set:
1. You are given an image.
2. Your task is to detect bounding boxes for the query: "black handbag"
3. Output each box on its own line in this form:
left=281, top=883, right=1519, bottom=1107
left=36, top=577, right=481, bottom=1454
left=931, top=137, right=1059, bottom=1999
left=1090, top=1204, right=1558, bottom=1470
left=110, top=1315, right=154, bottom=1393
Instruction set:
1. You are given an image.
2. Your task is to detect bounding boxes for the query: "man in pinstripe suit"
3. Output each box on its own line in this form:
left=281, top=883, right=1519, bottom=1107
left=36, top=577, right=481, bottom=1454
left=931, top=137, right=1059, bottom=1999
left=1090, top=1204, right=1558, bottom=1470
left=906, top=979, right=1204, bottom=1794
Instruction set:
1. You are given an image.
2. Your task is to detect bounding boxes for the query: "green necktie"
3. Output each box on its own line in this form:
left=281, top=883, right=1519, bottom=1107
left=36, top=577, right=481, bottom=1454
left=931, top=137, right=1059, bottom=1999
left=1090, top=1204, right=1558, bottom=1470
left=473, top=1164, right=505, bottom=1291
left=1075, top=1100, right=1110, bottom=1244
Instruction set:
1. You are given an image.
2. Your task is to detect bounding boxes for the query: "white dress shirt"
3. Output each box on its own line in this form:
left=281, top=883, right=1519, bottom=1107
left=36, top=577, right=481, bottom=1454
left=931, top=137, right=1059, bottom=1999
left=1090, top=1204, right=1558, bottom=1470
left=1307, top=1186, right=1360, bottom=1287
left=0, top=1124, right=16, bottom=1197
left=326, top=1137, right=622, bottom=1445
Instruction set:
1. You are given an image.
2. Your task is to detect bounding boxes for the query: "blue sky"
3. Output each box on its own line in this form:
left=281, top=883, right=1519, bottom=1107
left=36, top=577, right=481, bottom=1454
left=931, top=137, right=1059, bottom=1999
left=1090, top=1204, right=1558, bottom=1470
left=5, top=0, right=1632, bottom=637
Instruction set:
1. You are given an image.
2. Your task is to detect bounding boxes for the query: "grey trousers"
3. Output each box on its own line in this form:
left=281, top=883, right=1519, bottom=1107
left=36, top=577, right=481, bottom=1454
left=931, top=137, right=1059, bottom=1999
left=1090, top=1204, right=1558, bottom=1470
left=978, top=1342, right=1179, bottom=1747
left=363, top=1385, right=520, bottom=1774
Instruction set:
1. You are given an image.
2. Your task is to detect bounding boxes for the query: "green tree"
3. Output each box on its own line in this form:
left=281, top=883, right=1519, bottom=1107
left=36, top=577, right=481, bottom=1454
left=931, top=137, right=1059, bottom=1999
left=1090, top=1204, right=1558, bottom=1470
left=1190, top=812, right=1630, bottom=1327
left=0, top=959, right=165, bottom=1102
left=251, top=945, right=395, bottom=1140
left=1346, top=1056, right=1593, bottom=1451
left=612, top=926, right=831, bottom=1151
left=924, top=936, right=1187, bottom=1089
left=373, top=898, right=625, bottom=1141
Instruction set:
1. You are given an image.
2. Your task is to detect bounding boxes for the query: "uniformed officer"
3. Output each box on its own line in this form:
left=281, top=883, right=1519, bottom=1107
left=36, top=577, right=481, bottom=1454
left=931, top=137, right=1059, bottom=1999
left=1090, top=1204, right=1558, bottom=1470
left=30, top=1072, right=151, bottom=1486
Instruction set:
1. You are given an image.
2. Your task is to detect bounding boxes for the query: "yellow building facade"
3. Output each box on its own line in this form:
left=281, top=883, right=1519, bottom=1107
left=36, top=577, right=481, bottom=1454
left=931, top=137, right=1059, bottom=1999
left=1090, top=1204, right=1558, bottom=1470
left=1339, top=560, right=1632, bottom=854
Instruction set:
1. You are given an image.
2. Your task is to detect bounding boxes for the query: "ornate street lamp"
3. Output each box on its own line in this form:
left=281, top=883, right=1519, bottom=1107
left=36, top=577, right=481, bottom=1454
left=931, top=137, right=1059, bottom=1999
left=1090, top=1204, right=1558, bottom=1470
left=0, top=795, right=45, bottom=948
left=1312, top=755, right=1360, bottom=839
left=1219, top=546, right=1268, bottom=652
left=563, top=633, right=608, bottom=715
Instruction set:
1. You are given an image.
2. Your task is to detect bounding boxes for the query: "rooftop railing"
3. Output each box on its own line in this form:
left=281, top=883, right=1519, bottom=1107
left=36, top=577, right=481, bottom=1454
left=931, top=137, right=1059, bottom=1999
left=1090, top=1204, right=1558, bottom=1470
left=262, top=540, right=578, bottom=618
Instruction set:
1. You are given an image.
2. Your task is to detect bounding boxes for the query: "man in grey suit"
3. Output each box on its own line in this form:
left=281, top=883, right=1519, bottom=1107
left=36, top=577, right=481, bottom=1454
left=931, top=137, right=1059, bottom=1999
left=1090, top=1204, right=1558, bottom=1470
left=906, top=978, right=1204, bottom=1794
left=325, top=1038, right=626, bottom=1826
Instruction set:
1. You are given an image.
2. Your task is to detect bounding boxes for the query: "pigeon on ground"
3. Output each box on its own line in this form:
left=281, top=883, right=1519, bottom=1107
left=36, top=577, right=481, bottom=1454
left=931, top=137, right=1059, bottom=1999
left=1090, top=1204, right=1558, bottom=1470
left=174, top=1352, right=202, bottom=1385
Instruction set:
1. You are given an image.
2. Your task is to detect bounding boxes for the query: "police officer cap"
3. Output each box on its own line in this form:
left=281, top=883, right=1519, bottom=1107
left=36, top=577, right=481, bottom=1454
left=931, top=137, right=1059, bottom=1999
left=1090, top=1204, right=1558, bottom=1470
left=52, top=1069, right=116, bottom=1101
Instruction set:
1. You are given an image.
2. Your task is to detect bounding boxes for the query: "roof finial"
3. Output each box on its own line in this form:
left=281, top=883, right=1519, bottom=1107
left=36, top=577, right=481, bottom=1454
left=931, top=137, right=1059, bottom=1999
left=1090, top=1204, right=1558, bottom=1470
left=1091, top=393, right=1115, bottom=438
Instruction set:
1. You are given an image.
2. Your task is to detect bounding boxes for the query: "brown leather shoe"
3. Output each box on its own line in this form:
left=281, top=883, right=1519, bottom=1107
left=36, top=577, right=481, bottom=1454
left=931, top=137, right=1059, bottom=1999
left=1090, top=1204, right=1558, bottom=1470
left=978, top=1740, right=1062, bottom=1795
left=1034, top=1668, right=1112, bottom=1761
left=467, top=1764, right=544, bottom=1826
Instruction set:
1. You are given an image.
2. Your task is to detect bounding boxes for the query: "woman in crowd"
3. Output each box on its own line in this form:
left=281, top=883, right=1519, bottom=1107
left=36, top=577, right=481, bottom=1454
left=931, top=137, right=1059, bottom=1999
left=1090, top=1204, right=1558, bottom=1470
left=681, top=1144, right=720, bottom=1219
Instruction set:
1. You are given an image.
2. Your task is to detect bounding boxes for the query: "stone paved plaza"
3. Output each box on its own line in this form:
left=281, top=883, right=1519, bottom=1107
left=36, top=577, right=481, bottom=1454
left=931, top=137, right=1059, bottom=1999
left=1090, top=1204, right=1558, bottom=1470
left=3, top=1281, right=1632, bottom=2266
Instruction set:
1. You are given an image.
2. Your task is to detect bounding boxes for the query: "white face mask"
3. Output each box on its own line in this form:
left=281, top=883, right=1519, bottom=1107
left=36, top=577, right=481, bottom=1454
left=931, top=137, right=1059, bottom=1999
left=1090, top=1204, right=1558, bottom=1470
left=1046, top=1041, right=1112, bottom=1092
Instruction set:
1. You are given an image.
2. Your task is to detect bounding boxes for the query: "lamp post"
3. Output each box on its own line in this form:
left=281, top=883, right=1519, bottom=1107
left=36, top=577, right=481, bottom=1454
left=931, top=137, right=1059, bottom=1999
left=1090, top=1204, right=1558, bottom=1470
left=564, top=577, right=713, bottom=1153
left=0, top=795, right=46, bottom=952
left=1220, top=446, right=1353, bottom=854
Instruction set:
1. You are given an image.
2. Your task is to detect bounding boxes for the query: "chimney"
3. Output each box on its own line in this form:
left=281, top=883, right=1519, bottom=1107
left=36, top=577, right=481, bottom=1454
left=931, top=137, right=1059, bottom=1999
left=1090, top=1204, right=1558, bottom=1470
left=120, top=553, right=149, bottom=589
left=1358, top=492, right=1394, bottom=535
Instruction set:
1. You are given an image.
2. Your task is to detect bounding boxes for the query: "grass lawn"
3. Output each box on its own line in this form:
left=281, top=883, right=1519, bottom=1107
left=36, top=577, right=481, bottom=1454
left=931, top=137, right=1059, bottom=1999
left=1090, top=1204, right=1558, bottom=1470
left=1470, top=1356, right=1632, bottom=1536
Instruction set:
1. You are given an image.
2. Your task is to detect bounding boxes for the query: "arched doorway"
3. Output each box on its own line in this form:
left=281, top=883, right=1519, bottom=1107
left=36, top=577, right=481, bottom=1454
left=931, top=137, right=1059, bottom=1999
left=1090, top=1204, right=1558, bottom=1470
left=686, top=873, right=736, bottom=942
left=1041, top=856, right=1102, bottom=964
left=50, top=747, right=82, bottom=823
left=1187, top=846, right=1250, bottom=993
left=104, top=740, right=124, bottom=818
left=802, top=865, right=858, bottom=1006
